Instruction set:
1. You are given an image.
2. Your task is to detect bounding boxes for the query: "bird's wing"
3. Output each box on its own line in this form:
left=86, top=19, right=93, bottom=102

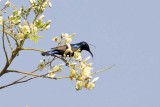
left=51, top=45, right=79, bottom=52
left=71, top=47, right=79, bottom=52
left=51, top=45, right=67, bottom=51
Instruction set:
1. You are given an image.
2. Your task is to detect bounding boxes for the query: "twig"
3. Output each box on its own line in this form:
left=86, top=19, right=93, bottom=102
left=9, top=70, right=69, bottom=80
left=0, top=29, right=19, bottom=46
left=2, top=21, right=9, bottom=63
left=0, top=72, right=69, bottom=89
left=6, top=34, right=13, bottom=51
left=20, top=48, right=45, bottom=52
left=0, top=57, right=56, bottom=89
left=52, top=54, right=69, bottom=66
left=33, top=0, right=45, bottom=22
left=92, top=64, right=115, bottom=75
left=8, top=70, right=47, bottom=78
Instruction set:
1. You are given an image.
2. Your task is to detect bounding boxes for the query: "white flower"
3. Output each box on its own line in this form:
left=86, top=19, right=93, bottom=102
left=81, top=66, right=92, bottom=79
left=61, top=33, right=75, bottom=44
left=84, top=56, right=91, bottom=62
left=69, top=62, right=77, bottom=69
left=87, top=63, right=92, bottom=67
left=29, top=0, right=36, bottom=4
left=74, top=50, right=82, bottom=61
left=52, top=64, right=64, bottom=72
left=30, top=23, right=38, bottom=34
left=48, top=20, right=51, bottom=23
left=85, top=77, right=99, bottom=90
left=52, top=36, right=59, bottom=42
left=39, top=15, right=45, bottom=20
left=47, top=71, right=56, bottom=78
left=18, top=10, right=21, bottom=16
left=0, top=16, right=3, bottom=25
left=48, top=2, right=52, bottom=7
left=5, top=1, right=11, bottom=7
left=86, top=82, right=95, bottom=90
left=64, top=43, right=73, bottom=56
left=75, top=80, right=84, bottom=90
left=46, top=25, right=50, bottom=30
left=19, top=25, right=30, bottom=34
left=65, top=37, right=72, bottom=44
left=92, top=77, right=99, bottom=83
left=70, top=69, right=77, bottom=80
left=61, top=33, right=69, bottom=38
left=17, top=33, right=25, bottom=40
left=37, top=60, right=45, bottom=71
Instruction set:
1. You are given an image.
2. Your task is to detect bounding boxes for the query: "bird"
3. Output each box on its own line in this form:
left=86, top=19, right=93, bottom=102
left=41, top=41, right=93, bottom=57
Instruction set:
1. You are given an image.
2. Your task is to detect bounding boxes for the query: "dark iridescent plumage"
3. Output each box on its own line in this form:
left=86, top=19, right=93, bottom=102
left=41, top=41, right=93, bottom=57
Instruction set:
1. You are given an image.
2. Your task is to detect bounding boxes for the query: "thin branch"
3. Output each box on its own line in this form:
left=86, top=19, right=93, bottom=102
left=2, top=20, right=9, bottom=63
left=8, top=70, right=47, bottom=78
left=6, top=34, right=13, bottom=51
left=52, top=54, right=69, bottom=66
left=20, top=48, right=45, bottom=52
left=0, top=29, right=19, bottom=46
left=0, top=57, right=56, bottom=89
left=92, top=64, right=115, bottom=75
left=33, top=0, right=45, bottom=22
left=0, top=72, right=69, bottom=89
left=9, top=70, right=69, bottom=80
left=0, top=76, right=38, bottom=89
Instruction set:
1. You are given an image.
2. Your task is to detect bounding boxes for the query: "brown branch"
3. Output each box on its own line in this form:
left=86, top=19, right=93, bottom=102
left=20, top=48, right=45, bottom=53
left=0, top=57, right=56, bottom=89
left=0, top=51, right=69, bottom=89
left=91, top=64, right=115, bottom=75
left=6, top=34, right=13, bottom=51
left=2, top=21, right=9, bottom=63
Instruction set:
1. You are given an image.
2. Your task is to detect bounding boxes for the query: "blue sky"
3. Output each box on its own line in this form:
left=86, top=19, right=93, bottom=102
left=0, top=0, right=160, bottom=107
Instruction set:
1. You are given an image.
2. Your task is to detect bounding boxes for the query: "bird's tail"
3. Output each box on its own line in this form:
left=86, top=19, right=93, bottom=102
left=41, top=50, right=59, bottom=56
left=41, top=51, right=50, bottom=56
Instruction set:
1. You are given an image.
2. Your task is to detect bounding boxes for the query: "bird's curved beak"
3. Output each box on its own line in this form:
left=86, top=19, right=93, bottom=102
left=88, top=50, right=93, bottom=57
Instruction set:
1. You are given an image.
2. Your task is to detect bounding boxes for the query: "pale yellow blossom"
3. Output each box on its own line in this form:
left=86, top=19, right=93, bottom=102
left=46, top=25, right=50, bottom=30
left=84, top=56, right=91, bottom=63
left=69, top=62, right=77, bottom=69
left=16, top=33, right=25, bottom=40
left=48, top=1, right=52, bottom=7
left=81, top=66, right=92, bottom=79
left=47, top=71, right=56, bottom=78
left=92, top=77, right=99, bottom=83
left=5, top=1, right=11, bottom=7
left=86, top=82, right=95, bottom=90
left=0, top=16, right=3, bottom=25
left=64, top=43, right=73, bottom=56
left=74, top=50, right=82, bottom=61
left=52, top=64, right=64, bottom=73
left=37, top=60, right=45, bottom=71
left=19, top=25, right=30, bottom=34
left=61, top=33, right=75, bottom=44
left=75, top=80, right=84, bottom=90
left=29, top=0, right=36, bottom=4
left=70, top=68, right=77, bottom=80
left=39, top=15, right=45, bottom=20
left=30, top=23, right=38, bottom=34
left=52, top=36, right=59, bottom=42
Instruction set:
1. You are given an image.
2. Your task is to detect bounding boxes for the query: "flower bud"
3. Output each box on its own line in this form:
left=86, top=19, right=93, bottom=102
left=5, top=1, right=11, bottom=7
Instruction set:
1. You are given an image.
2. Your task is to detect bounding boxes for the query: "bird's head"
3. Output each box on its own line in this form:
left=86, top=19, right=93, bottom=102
left=80, top=41, right=93, bottom=57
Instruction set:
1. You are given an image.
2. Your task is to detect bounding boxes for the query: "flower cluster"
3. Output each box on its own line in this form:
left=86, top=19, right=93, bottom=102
left=0, top=0, right=52, bottom=43
left=30, top=0, right=52, bottom=14
left=70, top=56, right=99, bottom=90
left=47, top=64, right=64, bottom=78
left=38, top=33, right=99, bottom=90
left=0, top=15, right=3, bottom=25
left=55, top=33, right=99, bottom=90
